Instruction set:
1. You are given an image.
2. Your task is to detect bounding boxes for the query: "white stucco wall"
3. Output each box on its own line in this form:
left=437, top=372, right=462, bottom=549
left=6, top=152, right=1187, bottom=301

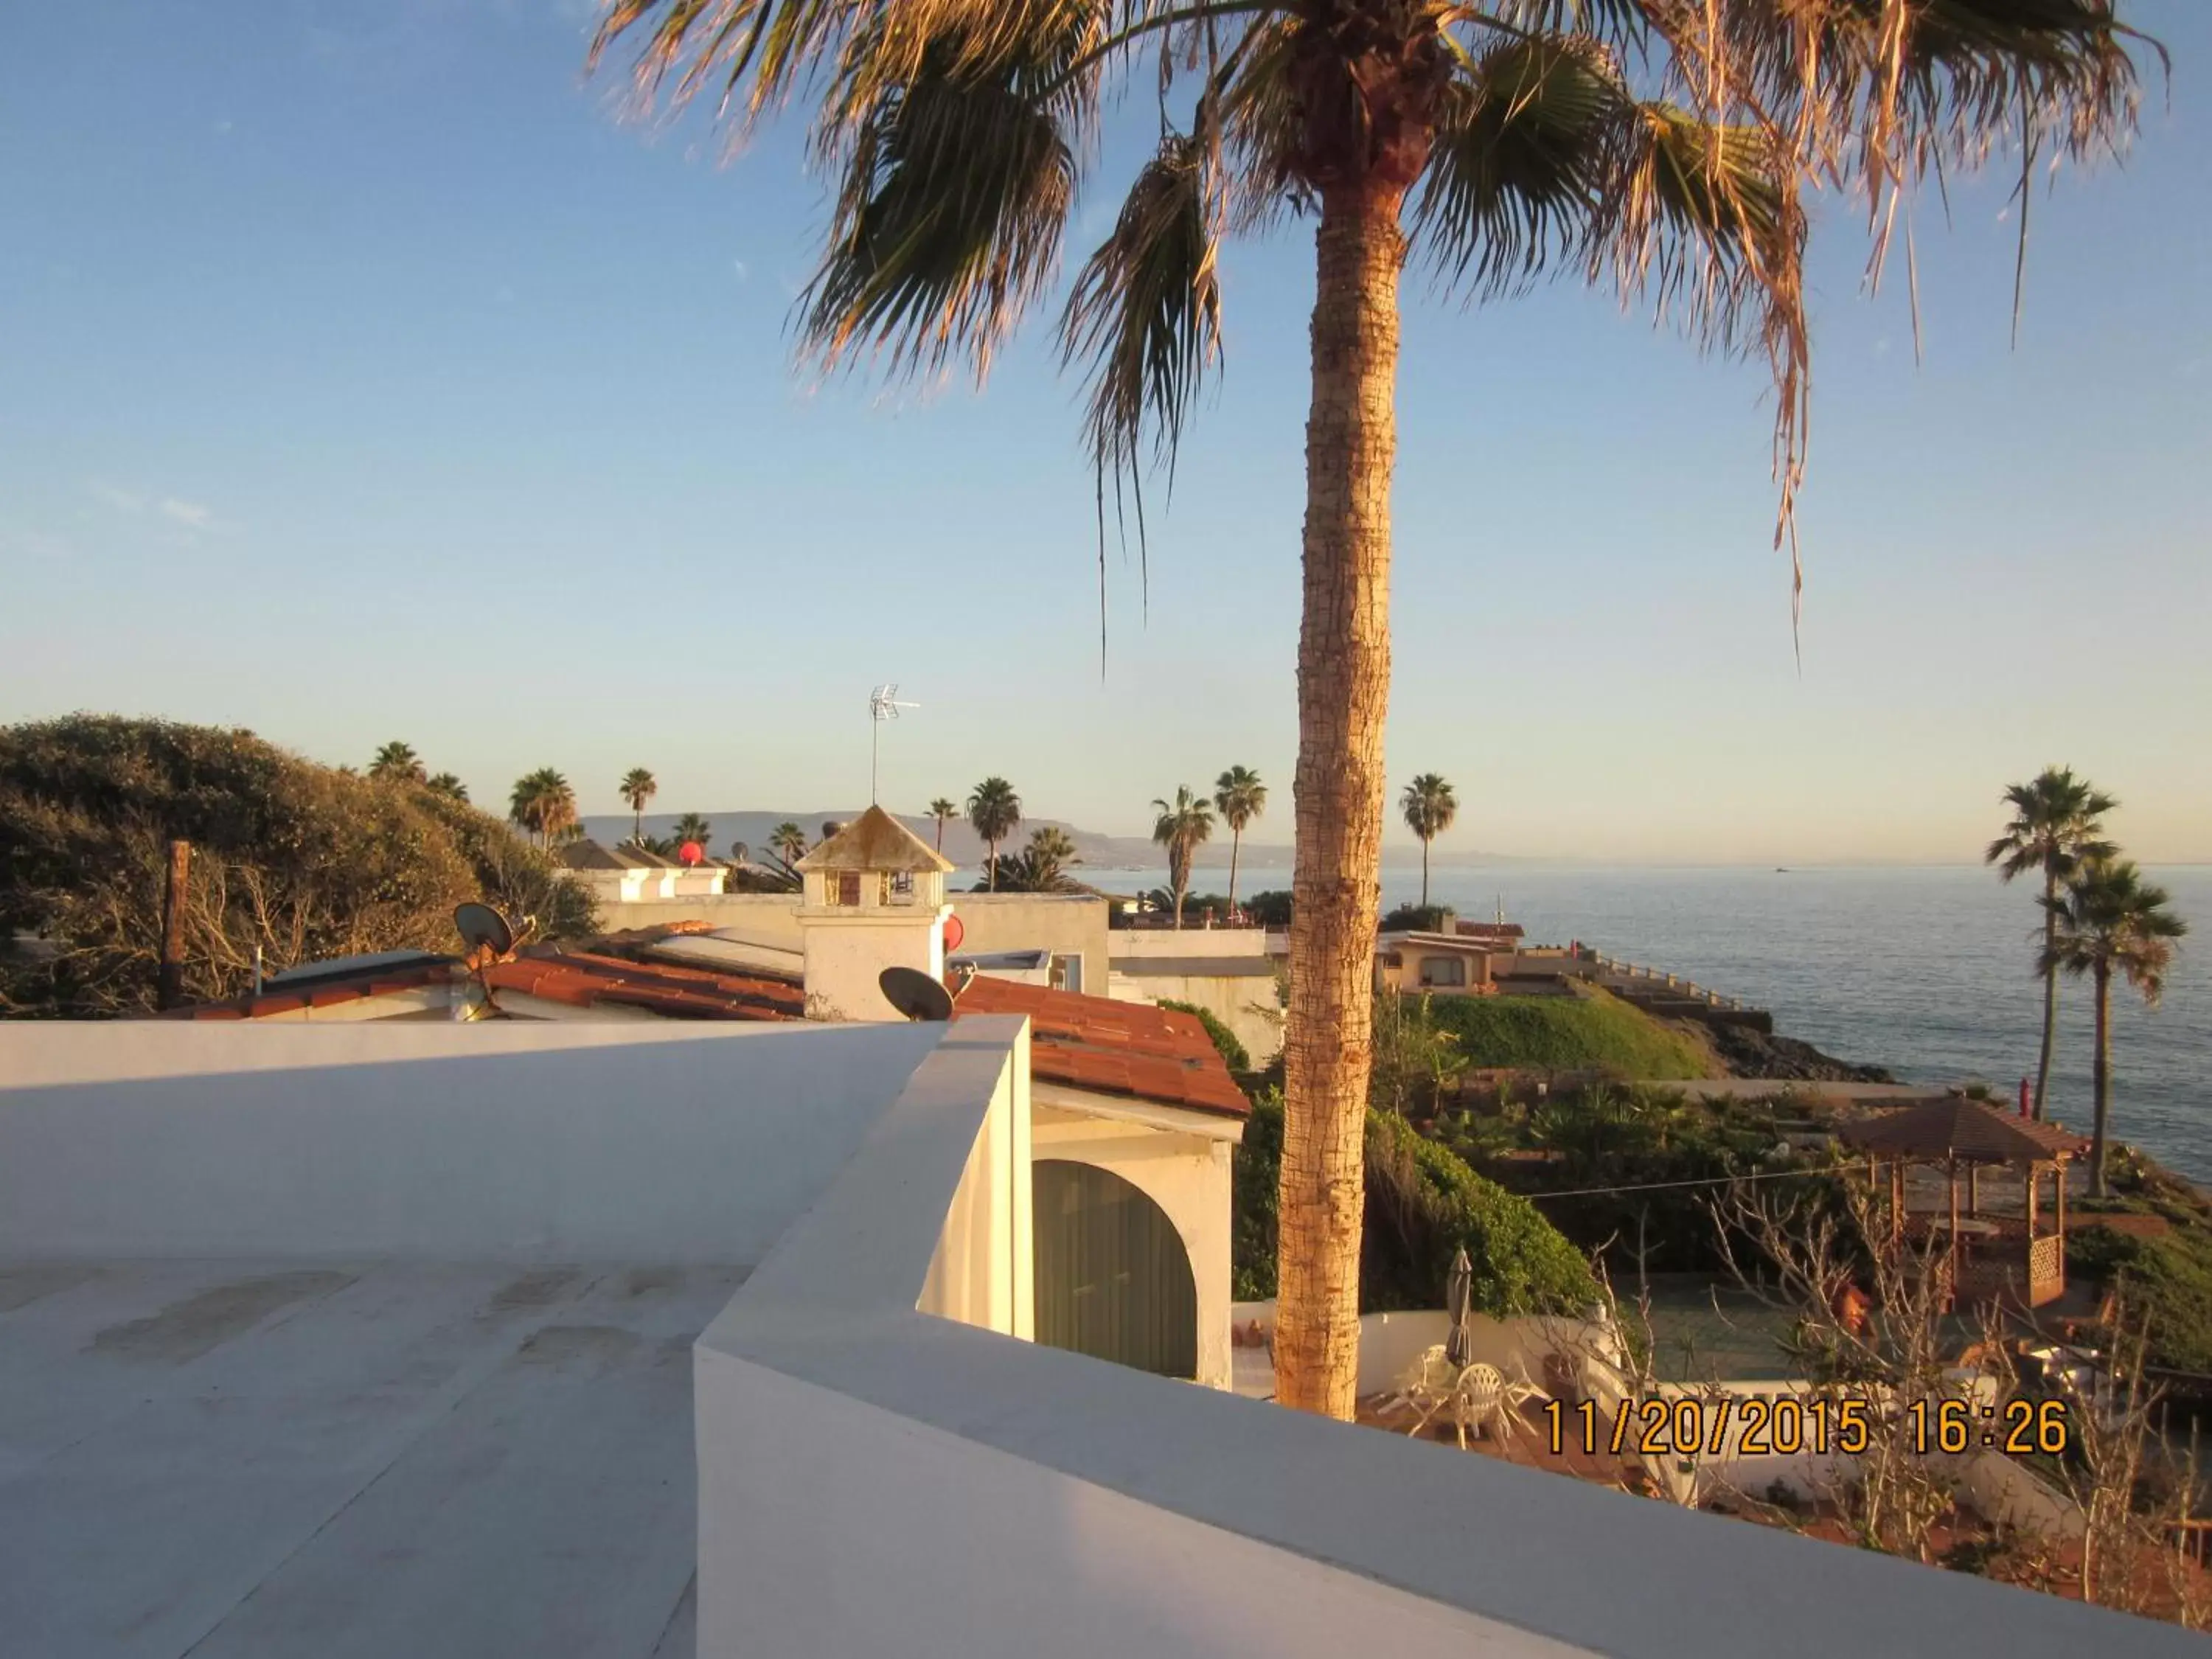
left=799, top=906, right=947, bottom=1021
left=1033, top=1108, right=1235, bottom=1389
left=0, top=1020, right=942, bottom=1264
left=1111, top=968, right=1283, bottom=1064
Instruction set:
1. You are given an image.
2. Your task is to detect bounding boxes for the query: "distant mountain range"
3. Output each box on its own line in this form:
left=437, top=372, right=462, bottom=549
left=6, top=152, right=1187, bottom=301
left=579, top=810, right=1522, bottom=873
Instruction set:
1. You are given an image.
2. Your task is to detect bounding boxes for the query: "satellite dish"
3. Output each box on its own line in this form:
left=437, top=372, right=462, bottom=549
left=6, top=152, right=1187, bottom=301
left=942, top=913, right=965, bottom=954
left=879, top=965, right=953, bottom=1023
left=678, top=840, right=705, bottom=866
left=454, top=902, right=515, bottom=960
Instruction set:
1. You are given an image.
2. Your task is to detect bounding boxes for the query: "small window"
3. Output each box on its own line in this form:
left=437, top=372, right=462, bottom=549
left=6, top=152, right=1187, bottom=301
left=1050, top=953, right=1082, bottom=994
left=829, top=872, right=861, bottom=908
left=887, top=870, right=916, bottom=905
left=1418, top=955, right=1466, bottom=988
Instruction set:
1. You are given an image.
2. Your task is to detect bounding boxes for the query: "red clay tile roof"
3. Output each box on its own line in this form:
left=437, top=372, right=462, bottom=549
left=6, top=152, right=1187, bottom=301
left=950, top=974, right=1248, bottom=1119
left=1840, top=1096, right=2089, bottom=1165
left=157, top=961, right=458, bottom=1020
left=483, top=950, right=804, bottom=1020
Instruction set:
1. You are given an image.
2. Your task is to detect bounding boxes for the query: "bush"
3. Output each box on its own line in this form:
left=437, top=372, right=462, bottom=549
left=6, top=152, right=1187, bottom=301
left=1232, top=1091, right=1599, bottom=1316
left=2069, top=1225, right=2212, bottom=1380
left=1156, top=999, right=1250, bottom=1074
left=1242, top=890, right=1293, bottom=927
left=1420, top=987, right=1715, bottom=1080
left=0, top=714, right=595, bottom=1015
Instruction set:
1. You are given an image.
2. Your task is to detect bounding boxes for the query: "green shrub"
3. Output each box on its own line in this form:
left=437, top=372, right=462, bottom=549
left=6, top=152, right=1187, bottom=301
left=1242, top=890, right=1293, bottom=927
left=2068, top=1226, right=2212, bottom=1380
left=1421, top=987, right=1715, bottom=1080
left=1231, top=1091, right=1599, bottom=1315
left=1156, top=999, right=1250, bottom=1074
left=0, top=714, right=595, bottom=1015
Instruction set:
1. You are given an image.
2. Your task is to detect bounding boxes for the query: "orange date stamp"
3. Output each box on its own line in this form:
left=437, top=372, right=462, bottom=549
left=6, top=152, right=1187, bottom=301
left=1541, top=1396, right=2072, bottom=1458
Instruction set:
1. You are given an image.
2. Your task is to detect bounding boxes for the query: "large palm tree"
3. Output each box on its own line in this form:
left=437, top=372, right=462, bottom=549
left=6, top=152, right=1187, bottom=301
left=508, top=768, right=577, bottom=849
left=2042, top=859, right=2187, bottom=1196
left=967, top=777, right=1023, bottom=890
left=769, top=821, right=809, bottom=870
left=590, top=0, right=2152, bottom=1420
left=1400, top=773, right=1458, bottom=911
left=621, top=767, right=659, bottom=843
left=1986, top=766, right=2118, bottom=1120
left=369, top=741, right=426, bottom=785
left=1214, top=765, right=1267, bottom=917
left=928, top=796, right=960, bottom=853
left=1152, top=787, right=1215, bottom=929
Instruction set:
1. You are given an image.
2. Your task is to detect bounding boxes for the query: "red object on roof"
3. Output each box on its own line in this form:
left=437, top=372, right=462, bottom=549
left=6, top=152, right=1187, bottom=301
left=679, top=841, right=705, bottom=866
left=950, top=974, right=1248, bottom=1119
left=943, top=912, right=964, bottom=954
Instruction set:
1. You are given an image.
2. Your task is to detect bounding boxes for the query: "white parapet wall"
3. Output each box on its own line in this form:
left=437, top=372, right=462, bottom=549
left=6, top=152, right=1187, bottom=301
left=0, top=1020, right=945, bottom=1264
left=696, top=1061, right=2198, bottom=1658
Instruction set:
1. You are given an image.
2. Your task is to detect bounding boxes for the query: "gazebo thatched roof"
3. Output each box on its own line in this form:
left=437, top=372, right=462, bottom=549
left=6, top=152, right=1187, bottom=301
left=1839, top=1096, right=2089, bottom=1166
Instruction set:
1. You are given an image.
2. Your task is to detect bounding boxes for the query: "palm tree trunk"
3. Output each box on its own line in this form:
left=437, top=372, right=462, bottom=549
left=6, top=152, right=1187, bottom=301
left=2034, top=868, right=2059, bottom=1120
left=2090, top=961, right=2112, bottom=1197
left=1419, top=836, right=1430, bottom=911
left=1278, top=178, right=1405, bottom=1421
left=633, top=807, right=643, bottom=844
left=987, top=840, right=998, bottom=891
left=1228, top=828, right=1242, bottom=916
left=934, top=818, right=945, bottom=853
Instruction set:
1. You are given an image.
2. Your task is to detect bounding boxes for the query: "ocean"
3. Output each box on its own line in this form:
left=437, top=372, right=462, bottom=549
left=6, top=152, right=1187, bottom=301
left=1006, top=862, right=2212, bottom=1186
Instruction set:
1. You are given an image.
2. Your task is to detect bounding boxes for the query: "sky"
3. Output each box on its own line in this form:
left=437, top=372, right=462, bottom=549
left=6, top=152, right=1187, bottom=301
left=1, top=1, right=2207, bottom=865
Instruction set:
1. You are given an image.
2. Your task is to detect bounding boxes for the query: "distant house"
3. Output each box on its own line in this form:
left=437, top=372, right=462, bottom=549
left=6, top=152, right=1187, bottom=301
left=557, top=838, right=727, bottom=905
left=1376, top=931, right=1504, bottom=998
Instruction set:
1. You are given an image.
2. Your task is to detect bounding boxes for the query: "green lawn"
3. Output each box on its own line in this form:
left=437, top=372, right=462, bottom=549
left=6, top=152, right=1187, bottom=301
left=1420, top=987, right=1719, bottom=1081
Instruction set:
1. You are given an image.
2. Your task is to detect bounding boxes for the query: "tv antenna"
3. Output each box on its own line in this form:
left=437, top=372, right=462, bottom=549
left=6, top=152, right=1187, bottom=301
left=868, top=683, right=919, bottom=803
left=878, top=964, right=953, bottom=1023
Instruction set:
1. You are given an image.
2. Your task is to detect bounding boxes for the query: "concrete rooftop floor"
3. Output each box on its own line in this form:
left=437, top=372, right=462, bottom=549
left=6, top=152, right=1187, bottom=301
left=0, top=1259, right=745, bottom=1659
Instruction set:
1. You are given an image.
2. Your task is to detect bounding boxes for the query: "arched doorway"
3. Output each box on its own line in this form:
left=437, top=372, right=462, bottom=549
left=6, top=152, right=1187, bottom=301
left=1033, top=1159, right=1197, bottom=1380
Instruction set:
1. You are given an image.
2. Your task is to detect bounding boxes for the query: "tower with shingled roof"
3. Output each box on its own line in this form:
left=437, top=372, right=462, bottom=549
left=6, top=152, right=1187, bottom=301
left=793, top=805, right=956, bottom=1020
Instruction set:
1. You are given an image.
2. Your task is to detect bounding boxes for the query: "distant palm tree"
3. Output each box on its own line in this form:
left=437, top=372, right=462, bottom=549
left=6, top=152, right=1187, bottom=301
left=671, top=812, right=712, bottom=855
left=967, top=779, right=1021, bottom=892
left=2043, top=860, right=2187, bottom=1196
left=369, top=741, right=426, bottom=785
left=1152, top=787, right=1215, bottom=930
left=1213, top=766, right=1267, bottom=917
left=509, top=768, right=577, bottom=849
left=770, top=821, right=807, bottom=870
left=1400, top=775, right=1458, bottom=911
left=928, top=797, right=959, bottom=854
left=1025, top=825, right=1080, bottom=891
left=1986, top=767, right=2118, bottom=1120
left=621, top=768, right=658, bottom=843
left=425, top=772, right=468, bottom=803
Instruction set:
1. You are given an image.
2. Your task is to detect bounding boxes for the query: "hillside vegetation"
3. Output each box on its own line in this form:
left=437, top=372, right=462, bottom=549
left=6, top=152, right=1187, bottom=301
left=1419, top=986, right=1719, bottom=1081
left=0, top=715, right=595, bottom=1016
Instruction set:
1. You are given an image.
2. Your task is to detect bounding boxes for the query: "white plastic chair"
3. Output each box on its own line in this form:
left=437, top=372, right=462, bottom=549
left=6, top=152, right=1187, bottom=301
left=1377, top=1344, right=1458, bottom=1427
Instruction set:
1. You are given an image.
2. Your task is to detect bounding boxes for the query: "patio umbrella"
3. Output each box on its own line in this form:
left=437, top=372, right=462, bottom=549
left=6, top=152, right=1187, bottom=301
left=1444, top=1247, right=1474, bottom=1368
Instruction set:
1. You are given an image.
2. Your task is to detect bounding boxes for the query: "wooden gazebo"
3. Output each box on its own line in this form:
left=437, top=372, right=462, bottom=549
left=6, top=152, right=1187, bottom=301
left=1839, top=1096, right=2090, bottom=1310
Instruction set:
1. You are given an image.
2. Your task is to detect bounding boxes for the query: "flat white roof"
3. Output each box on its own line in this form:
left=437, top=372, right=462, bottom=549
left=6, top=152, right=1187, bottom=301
left=1, top=1258, right=735, bottom=1658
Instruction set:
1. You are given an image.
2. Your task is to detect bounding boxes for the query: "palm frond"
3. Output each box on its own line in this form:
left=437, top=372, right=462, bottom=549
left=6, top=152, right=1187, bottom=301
left=800, top=24, right=1090, bottom=380
left=1060, top=128, right=1225, bottom=493
left=1411, top=34, right=1624, bottom=296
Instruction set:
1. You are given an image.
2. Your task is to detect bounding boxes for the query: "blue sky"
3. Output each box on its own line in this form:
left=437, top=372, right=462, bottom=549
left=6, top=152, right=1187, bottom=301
left=2, top=1, right=2206, bottom=863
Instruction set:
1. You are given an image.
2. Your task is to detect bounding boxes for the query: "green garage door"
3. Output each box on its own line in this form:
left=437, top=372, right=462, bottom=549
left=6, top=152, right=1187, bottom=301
left=1033, top=1159, right=1197, bottom=1380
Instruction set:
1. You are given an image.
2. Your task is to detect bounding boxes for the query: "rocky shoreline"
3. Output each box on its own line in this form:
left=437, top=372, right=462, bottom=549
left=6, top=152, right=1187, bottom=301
left=1703, top=1020, right=1897, bottom=1085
